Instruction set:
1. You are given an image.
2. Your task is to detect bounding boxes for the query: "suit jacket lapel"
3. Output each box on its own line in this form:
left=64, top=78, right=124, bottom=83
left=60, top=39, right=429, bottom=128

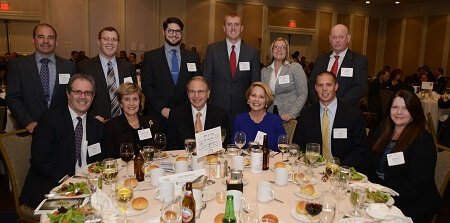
left=219, top=41, right=233, bottom=82
left=93, top=56, right=109, bottom=90
left=312, top=104, right=322, bottom=144
left=337, top=50, right=353, bottom=82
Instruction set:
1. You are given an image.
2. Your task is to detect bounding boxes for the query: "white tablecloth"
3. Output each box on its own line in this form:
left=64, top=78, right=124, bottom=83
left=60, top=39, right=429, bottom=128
left=421, top=98, right=450, bottom=131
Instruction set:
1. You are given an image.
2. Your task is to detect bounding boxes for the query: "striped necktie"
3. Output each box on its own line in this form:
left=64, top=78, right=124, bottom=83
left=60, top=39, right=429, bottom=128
left=107, top=61, right=121, bottom=117
left=40, top=58, right=51, bottom=106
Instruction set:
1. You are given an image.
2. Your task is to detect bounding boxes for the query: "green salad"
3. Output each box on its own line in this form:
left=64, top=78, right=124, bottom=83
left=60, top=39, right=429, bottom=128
left=48, top=206, right=93, bottom=223
left=56, top=182, right=90, bottom=196
left=350, top=167, right=364, bottom=181
left=366, top=190, right=391, bottom=203
left=87, top=162, right=103, bottom=174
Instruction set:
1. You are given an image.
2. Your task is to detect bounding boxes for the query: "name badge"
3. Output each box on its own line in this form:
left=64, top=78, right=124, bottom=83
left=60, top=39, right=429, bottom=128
left=387, top=152, right=405, bottom=166
left=254, top=131, right=267, bottom=145
left=239, top=62, right=250, bottom=71
left=123, top=77, right=133, bottom=83
left=59, top=74, right=70, bottom=84
left=333, top=128, right=347, bottom=139
left=138, top=128, right=152, bottom=140
left=187, top=63, right=197, bottom=72
left=278, top=75, right=290, bottom=84
left=87, top=143, right=101, bottom=157
left=340, top=68, right=353, bottom=77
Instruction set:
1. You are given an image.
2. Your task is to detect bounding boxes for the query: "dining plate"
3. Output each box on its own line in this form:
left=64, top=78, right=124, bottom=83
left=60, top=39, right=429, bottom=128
left=293, top=190, right=321, bottom=199
left=82, top=162, right=122, bottom=175
left=366, top=195, right=395, bottom=206
left=290, top=208, right=319, bottom=222
left=365, top=204, right=406, bottom=222
left=50, top=183, right=90, bottom=199
left=338, top=217, right=374, bottom=223
left=221, top=178, right=249, bottom=185
left=119, top=205, right=149, bottom=217
left=288, top=176, right=318, bottom=185
left=350, top=172, right=368, bottom=183
left=202, top=189, right=216, bottom=202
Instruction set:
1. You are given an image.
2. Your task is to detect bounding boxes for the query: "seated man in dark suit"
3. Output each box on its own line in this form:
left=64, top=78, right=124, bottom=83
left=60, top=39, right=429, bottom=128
left=433, top=67, right=447, bottom=94
left=20, top=74, right=104, bottom=214
left=293, top=71, right=368, bottom=170
left=167, top=76, right=229, bottom=150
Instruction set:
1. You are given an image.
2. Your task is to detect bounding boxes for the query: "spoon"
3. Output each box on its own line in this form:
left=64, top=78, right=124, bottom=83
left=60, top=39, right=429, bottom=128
left=196, top=202, right=207, bottom=219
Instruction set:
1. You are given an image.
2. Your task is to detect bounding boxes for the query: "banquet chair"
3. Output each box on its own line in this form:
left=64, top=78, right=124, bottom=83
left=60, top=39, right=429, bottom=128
left=379, top=90, right=393, bottom=115
left=0, top=129, right=36, bottom=222
left=282, top=119, right=297, bottom=144
left=426, top=112, right=450, bottom=152
left=363, top=112, right=378, bottom=137
left=0, top=105, right=6, bottom=133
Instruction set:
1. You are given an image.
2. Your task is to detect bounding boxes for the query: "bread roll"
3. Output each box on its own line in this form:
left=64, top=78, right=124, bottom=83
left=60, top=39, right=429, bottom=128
left=206, top=154, right=218, bottom=163
left=296, top=200, right=307, bottom=214
left=300, top=184, right=315, bottom=196
left=244, top=158, right=251, bottom=166
left=132, top=197, right=148, bottom=210
left=292, top=172, right=305, bottom=181
left=124, top=178, right=138, bottom=188
left=273, top=162, right=286, bottom=169
left=214, top=213, right=224, bottom=223
left=176, top=156, right=188, bottom=162
left=261, top=214, right=279, bottom=223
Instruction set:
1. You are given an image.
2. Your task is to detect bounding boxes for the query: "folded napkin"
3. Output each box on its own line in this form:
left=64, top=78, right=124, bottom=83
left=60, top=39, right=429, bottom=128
left=90, top=190, right=119, bottom=222
left=366, top=203, right=406, bottom=222
left=351, top=182, right=399, bottom=196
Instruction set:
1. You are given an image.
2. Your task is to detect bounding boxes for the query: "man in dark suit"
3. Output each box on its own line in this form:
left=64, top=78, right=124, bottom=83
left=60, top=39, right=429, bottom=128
left=78, top=27, right=136, bottom=122
left=6, top=23, right=76, bottom=133
left=20, top=74, right=104, bottom=212
left=368, top=70, right=390, bottom=114
left=308, top=24, right=368, bottom=106
left=433, top=67, right=447, bottom=94
left=293, top=71, right=368, bottom=169
left=203, top=13, right=260, bottom=121
left=141, top=17, right=200, bottom=132
left=168, top=76, right=229, bottom=150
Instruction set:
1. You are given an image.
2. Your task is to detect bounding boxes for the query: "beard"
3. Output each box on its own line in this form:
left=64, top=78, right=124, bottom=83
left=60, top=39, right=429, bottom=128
left=165, top=36, right=182, bottom=47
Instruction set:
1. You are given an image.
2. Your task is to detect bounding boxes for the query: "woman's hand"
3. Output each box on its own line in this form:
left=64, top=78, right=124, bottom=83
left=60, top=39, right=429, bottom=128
left=281, top=114, right=293, bottom=121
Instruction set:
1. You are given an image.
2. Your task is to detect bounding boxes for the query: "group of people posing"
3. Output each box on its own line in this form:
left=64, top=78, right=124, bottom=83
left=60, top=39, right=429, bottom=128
left=5, top=12, right=441, bottom=223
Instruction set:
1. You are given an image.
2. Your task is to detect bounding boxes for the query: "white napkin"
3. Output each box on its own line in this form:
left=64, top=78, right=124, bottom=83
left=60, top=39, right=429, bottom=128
left=366, top=203, right=406, bottom=222
left=143, top=218, right=161, bottom=223
left=351, top=182, right=399, bottom=196
left=90, top=190, right=119, bottom=222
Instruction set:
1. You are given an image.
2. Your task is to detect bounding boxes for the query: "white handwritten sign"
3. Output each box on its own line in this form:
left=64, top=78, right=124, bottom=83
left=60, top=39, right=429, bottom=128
left=195, top=127, right=222, bottom=158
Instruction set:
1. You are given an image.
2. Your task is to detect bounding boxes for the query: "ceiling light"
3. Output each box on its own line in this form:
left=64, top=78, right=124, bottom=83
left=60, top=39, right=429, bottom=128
left=365, top=1, right=370, bottom=4
left=395, top=1, right=400, bottom=4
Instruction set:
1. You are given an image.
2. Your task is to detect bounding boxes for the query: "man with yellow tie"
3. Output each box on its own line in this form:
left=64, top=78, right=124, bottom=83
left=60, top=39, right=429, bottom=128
left=293, top=71, right=368, bottom=170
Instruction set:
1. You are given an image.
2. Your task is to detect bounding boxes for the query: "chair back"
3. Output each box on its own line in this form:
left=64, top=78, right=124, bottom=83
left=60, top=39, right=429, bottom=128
left=363, top=112, right=378, bottom=136
left=379, top=90, right=393, bottom=115
left=0, top=105, right=6, bottom=132
left=426, top=112, right=440, bottom=151
left=435, top=150, right=450, bottom=196
left=0, top=129, right=32, bottom=213
left=283, top=119, right=297, bottom=144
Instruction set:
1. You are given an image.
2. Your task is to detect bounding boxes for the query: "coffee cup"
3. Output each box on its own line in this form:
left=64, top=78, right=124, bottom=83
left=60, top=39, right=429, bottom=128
left=154, top=180, right=174, bottom=202
left=257, top=181, right=274, bottom=203
left=150, top=168, right=164, bottom=187
left=191, top=155, right=205, bottom=170
left=231, top=156, right=245, bottom=171
left=274, top=167, right=289, bottom=186
left=226, top=190, right=243, bottom=211
left=175, top=160, right=189, bottom=173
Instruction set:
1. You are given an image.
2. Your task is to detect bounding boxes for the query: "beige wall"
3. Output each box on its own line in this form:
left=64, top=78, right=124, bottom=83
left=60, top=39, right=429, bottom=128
left=1, top=0, right=449, bottom=76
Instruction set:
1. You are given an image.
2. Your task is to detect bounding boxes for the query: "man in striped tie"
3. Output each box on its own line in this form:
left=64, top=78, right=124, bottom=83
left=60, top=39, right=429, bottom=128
left=78, top=27, right=136, bottom=123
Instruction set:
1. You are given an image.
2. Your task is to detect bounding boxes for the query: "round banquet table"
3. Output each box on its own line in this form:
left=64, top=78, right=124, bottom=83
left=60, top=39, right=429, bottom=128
left=41, top=150, right=412, bottom=223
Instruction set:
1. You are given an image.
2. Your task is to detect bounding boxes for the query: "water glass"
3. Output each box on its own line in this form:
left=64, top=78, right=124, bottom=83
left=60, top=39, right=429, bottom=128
left=350, top=185, right=366, bottom=217
left=160, top=197, right=181, bottom=223
left=239, top=199, right=259, bottom=223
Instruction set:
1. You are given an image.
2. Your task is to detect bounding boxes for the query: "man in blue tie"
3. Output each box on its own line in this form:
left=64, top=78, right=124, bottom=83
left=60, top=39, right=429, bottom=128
left=141, top=17, right=201, bottom=132
left=6, top=23, right=76, bottom=133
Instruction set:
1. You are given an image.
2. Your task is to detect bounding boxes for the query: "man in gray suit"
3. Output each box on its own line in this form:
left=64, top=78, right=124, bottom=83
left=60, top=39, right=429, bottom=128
left=7, top=23, right=76, bottom=133
left=203, top=13, right=260, bottom=121
left=308, top=24, right=368, bottom=106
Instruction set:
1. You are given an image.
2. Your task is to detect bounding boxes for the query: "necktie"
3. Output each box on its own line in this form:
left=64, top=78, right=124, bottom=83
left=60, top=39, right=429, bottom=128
left=330, top=55, right=340, bottom=76
left=195, top=112, right=203, bottom=133
left=74, top=117, right=83, bottom=167
left=322, top=107, right=332, bottom=161
left=171, top=49, right=179, bottom=85
left=106, top=61, right=121, bottom=117
left=40, top=58, right=50, bottom=106
left=230, top=45, right=237, bottom=79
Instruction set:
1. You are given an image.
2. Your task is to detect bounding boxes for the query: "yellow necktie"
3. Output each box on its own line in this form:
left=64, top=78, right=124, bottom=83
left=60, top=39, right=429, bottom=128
left=195, top=112, right=203, bottom=133
left=322, top=107, right=332, bottom=161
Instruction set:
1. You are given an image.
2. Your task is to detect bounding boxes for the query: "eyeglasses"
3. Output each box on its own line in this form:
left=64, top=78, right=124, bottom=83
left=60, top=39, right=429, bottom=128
left=71, top=90, right=94, bottom=97
left=100, top=37, right=119, bottom=42
left=187, top=90, right=208, bottom=95
left=273, top=45, right=287, bottom=50
left=166, top=29, right=182, bottom=35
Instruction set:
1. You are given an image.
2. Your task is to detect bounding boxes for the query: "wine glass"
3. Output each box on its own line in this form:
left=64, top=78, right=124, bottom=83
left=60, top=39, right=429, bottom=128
left=350, top=185, right=366, bottom=217
left=305, top=143, right=320, bottom=177
left=239, top=199, right=259, bottom=223
left=277, top=135, right=289, bottom=161
left=154, top=133, right=167, bottom=159
left=161, top=197, right=182, bottom=223
left=116, top=179, right=134, bottom=223
left=287, top=146, right=298, bottom=166
left=102, top=158, right=118, bottom=185
left=234, top=131, right=246, bottom=154
left=120, top=143, right=134, bottom=178
left=305, top=198, right=323, bottom=220
left=325, top=157, right=340, bottom=178
left=320, top=193, right=336, bottom=223
left=184, top=139, right=196, bottom=162
left=330, top=174, right=347, bottom=213
left=141, top=146, right=155, bottom=164
left=87, top=173, right=103, bottom=222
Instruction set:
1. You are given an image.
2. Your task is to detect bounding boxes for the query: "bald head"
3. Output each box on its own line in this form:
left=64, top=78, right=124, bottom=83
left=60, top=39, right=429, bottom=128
left=329, top=24, right=351, bottom=54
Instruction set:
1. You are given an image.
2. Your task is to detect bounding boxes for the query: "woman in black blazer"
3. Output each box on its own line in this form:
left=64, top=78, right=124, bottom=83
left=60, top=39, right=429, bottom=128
left=366, top=90, right=441, bottom=223
left=103, top=83, right=159, bottom=158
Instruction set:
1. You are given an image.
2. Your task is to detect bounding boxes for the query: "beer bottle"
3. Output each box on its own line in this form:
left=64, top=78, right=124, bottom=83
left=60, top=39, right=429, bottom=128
left=134, top=152, right=144, bottom=182
left=222, top=195, right=236, bottom=223
left=182, top=182, right=196, bottom=222
left=262, top=135, right=270, bottom=170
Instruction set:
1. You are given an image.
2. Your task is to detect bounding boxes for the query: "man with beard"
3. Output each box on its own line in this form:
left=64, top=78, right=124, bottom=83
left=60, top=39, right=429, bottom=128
left=7, top=23, right=76, bottom=133
left=141, top=17, right=201, bottom=132
left=78, top=27, right=136, bottom=123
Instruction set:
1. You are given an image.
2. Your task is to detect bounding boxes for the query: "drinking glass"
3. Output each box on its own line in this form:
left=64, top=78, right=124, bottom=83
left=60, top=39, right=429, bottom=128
left=184, top=139, right=196, bottom=161
left=87, top=173, right=103, bottom=222
left=305, top=198, right=322, bottom=219
left=239, top=199, right=259, bottom=223
left=154, top=133, right=167, bottom=159
left=120, top=143, right=134, bottom=178
left=116, top=179, right=134, bottom=223
left=287, top=146, right=299, bottom=166
left=160, top=197, right=182, bottom=223
left=141, top=146, right=155, bottom=164
left=320, top=200, right=336, bottom=223
left=350, top=185, right=366, bottom=217
left=247, top=141, right=260, bottom=155
left=305, top=143, right=320, bottom=176
left=234, top=131, right=246, bottom=154
left=277, top=135, right=289, bottom=161
left=102, top=158, right=118, bottom=185
left=226, top=144, right=239, bottom=160
left=325, top=157, right=340, bottom=178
